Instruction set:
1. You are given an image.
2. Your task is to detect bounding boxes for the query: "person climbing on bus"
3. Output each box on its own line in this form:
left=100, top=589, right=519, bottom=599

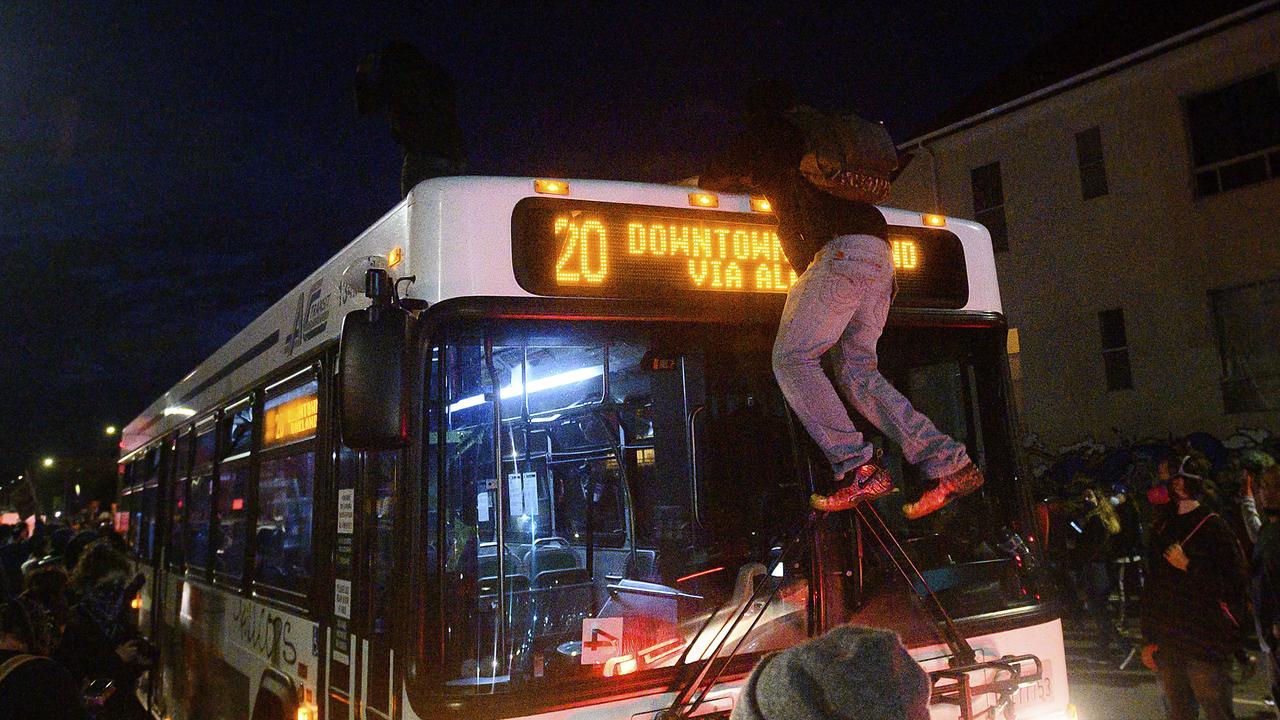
left=356, top=41, right=467, bottom=198
left=699, top=79, right=983, bottom=519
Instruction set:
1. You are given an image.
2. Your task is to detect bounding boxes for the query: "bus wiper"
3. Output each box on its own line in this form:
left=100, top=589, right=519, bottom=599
left=661, top=512, right=817, bottom=720
left=852, top=503, right=975, bottom=666
left=664, top=501, right=977, bottom=720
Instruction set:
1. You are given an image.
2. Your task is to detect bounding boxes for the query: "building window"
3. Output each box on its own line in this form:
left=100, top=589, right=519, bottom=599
left=1210, top=279, right=1280, bottom=412
left=970, top=161, right=1008, bottom=252
left=1099, top=308, right=1133, bottom=391
left=1186, top=71, right=1280, bottom=197
left=1075, top=126, right=1108, bottom=200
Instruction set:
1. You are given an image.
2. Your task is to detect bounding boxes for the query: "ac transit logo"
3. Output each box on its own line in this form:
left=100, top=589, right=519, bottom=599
left=284, top=279, right=330, bottom=354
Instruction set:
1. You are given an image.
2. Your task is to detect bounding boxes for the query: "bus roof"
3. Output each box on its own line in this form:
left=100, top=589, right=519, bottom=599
left=121, top=176, right=1000, bottom=454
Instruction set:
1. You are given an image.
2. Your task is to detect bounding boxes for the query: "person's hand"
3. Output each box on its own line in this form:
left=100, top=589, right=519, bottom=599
left=1141, top=644, right=1159, bottom=671
left=115, top=638, right=143, bottom=665
left=1164, top=543, right=1190, bottom=571
left=1271, top=624, right=1280, bottom=641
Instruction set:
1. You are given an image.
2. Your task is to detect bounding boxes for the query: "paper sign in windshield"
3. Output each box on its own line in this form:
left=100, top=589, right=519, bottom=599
left=581, top=618, right=624, bottom=665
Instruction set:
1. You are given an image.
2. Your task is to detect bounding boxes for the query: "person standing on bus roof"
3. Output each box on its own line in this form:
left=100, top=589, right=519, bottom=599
left=699, top=79, right=983, bottom=519
left=356, top=42, right=467, bottom=198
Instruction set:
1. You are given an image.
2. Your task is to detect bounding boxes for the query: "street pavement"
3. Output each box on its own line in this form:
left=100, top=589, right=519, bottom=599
left=1063, top=617, right=1275, bottom=720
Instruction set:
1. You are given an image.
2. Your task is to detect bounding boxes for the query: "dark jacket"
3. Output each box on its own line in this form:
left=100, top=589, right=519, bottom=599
left=699, top=113, right=886, bottom=273
left=1070, top=513, right=1113, bottom=566
left=55, top=594, right=147, bottom=717
left=1252, top=518, right=1280, bottom=634
left=1140, top=506, right=1249, bottom=661
left=0, top=649, right=87, bottom=720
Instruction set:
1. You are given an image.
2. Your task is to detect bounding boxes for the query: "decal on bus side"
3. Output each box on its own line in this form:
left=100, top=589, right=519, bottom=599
left=337, top=489, right=355, bottom=534
left=285, top=279, right=330, bottom=355
left=232, top=599, right=299, bottom=666
left=335, top=579, right=352, bottom=620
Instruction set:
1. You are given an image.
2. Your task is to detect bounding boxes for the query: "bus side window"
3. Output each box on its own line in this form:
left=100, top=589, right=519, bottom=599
left=214, top=398, right=254, bottom=581
left=167, top=429, right=194, bottom=569
left=141, top=481, right=157, bottom=562
left=254, top=453, right=316, bottom=594
left=254, top=374, right=319, bottom=597
left=186, top=422, right=217, bottom=571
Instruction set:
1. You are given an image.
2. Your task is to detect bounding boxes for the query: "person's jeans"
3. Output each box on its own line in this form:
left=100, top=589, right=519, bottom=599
left=1080, top=561, right=1122, bottom=652
left=1255, top=615, right=1280, bottom=714
left=772, top=235, right=970, bottom=480
left=1156, top=652, right=1235, bottom=720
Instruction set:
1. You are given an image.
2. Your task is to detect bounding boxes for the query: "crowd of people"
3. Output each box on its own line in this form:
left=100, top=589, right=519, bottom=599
left=1047, top=441, right=1280, bottom=719
left=0, top=516, right=152, bottom=720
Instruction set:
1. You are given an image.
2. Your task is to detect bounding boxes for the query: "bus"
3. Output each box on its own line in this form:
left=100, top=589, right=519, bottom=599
left=118, top=176, right=1074, bottom=720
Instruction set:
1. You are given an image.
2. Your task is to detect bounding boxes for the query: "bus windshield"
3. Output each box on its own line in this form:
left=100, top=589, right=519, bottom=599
left=427, top=318, right=1038, bottom=696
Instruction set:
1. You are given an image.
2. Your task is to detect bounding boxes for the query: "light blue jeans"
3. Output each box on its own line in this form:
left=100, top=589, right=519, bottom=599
left=772, top=235, right=970, bottom=480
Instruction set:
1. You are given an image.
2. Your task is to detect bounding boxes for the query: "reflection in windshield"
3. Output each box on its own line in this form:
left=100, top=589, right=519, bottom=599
left=427, top=322, right=1040, bottom=694
left=436, top=325, right=809, bottom=690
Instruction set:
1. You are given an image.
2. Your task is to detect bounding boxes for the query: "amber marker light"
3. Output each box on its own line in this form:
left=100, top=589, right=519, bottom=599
left=533, top=178, right=570, bottom=195
left=387, top=246, right=404, bottom=268
left=688, top=192, right=719, bottom=208
left=922, top=213, right=947, bottom=227
left=750, top=196, right=773, bottom=213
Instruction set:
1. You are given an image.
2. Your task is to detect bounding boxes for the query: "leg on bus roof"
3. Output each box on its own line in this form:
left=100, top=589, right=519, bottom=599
left=772, top=237, right=881, bottom=484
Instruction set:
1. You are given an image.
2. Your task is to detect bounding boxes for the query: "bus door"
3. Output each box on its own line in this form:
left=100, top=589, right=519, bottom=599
left=324, top=447, right=399, bottom=720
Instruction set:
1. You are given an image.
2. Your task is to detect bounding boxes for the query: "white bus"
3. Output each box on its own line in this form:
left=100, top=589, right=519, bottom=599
left=118, top=176, right=1073, bottom=720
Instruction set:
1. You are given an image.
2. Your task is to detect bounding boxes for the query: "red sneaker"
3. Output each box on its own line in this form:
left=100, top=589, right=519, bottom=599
left=810, top=458, right=894, bottom=512
left=902, top=462, right=985, bottom=520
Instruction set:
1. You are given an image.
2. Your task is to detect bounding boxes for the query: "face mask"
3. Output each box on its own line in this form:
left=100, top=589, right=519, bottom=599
left=1147, top=484, right=1170, bottom=505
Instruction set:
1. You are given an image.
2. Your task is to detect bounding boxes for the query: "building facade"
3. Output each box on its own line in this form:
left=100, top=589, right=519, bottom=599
left=889, top=5, right=1280, bottom=450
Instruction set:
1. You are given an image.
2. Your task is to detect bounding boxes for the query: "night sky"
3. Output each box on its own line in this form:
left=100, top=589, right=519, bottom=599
left=0, top=1, right=1103, bottom=479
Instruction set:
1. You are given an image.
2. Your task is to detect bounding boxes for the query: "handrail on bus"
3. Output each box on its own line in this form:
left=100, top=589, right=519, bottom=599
left=686, top=405, right=706, bottom=529
left=484, top=335, right=510, bottom=675
left=928, top=653, right=1044, bottom=720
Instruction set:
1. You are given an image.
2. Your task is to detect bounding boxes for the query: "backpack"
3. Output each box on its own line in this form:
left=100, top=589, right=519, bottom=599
left=786, top=105, right=898, bottom=203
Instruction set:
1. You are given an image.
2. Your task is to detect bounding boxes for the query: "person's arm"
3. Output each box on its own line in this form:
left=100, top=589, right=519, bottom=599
left=700, top=115, right=805, bottom=193
left=699, top=131, right=758, bottom=192
left=1190, top=517, right=1251, bottom=638
left=1241, top=493, right=1262, bottom=544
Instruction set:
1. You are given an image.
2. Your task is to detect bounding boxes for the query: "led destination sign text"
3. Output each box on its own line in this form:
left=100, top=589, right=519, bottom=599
left=554, top=215, right=802, bottom=292
left=511, top=199, right=968, bottom=308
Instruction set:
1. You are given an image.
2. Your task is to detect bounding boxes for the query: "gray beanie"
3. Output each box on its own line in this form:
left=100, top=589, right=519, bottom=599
left=730, top=626, right=931, bottom=720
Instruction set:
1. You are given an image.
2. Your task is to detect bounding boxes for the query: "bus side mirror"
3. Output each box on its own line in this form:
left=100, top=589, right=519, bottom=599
left=338, top=306, right=410, bottom=450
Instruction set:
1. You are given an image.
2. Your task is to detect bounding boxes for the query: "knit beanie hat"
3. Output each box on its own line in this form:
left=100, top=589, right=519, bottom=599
left=730, top=626, right=931, bottom=720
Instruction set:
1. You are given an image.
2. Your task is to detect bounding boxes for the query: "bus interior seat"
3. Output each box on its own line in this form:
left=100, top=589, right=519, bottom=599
left=478, top=573, right=531, bottom=597
left=478, top=549, right=523, bottom=579
left=524, top=545, right=578, bottom=575
left=530, top=568, right=591, bottom=637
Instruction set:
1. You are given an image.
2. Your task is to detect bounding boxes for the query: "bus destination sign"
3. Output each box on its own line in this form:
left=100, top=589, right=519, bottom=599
left=512, top=198, right=969, bottom=308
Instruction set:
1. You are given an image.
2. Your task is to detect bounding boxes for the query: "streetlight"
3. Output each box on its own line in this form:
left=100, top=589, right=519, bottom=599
left=41, top=457, right=54, bottom=468
left=104, top=425, right=118, bottom=436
